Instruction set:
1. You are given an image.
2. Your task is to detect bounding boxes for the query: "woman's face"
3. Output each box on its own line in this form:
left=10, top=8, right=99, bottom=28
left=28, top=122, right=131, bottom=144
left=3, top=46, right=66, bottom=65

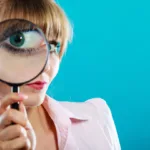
left=0, top=48, right=60, bottom=108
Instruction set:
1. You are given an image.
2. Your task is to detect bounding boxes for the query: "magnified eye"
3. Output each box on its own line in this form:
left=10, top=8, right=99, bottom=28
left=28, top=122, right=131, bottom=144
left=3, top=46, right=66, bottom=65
left=6, top=30, right=43, bottom=48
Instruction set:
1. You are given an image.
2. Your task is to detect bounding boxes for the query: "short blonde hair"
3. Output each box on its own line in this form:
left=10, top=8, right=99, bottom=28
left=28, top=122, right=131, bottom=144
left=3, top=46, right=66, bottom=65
left=0, top=0, right=73, bottom=57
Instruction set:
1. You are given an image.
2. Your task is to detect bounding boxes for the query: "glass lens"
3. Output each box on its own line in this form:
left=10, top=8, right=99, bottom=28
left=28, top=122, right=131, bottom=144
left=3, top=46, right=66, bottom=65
left=0, top=19, right=49, bottom=84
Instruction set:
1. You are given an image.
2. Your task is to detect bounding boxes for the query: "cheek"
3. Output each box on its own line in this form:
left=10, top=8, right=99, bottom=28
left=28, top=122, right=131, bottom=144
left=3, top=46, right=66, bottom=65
left=24, top=54, right=60, bottom=107
left=0, top=54, right=60, bottom=108
left=0, top=82, right=10, bottom=97
left=45, top=53, right=60, bottom=80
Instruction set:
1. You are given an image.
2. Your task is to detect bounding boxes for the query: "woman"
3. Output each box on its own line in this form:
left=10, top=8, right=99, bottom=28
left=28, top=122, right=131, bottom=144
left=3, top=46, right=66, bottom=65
left=0, top=0, right=121, bottom=150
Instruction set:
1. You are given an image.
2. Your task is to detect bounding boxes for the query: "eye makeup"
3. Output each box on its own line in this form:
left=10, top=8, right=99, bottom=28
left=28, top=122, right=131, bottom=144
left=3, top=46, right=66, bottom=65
left=0, top=43, right=42, bottom=56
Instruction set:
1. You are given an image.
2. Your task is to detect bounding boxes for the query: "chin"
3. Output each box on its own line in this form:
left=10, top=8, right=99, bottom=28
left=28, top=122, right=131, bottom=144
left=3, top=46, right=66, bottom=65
left=24, top=91, right=46, bottom=108
left=21, top=85, right=48, bottom=108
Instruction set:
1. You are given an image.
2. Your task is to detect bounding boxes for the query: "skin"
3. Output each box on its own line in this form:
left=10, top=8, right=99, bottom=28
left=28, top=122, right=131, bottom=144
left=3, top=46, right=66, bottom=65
left=0, top=45, right=60, bottom=150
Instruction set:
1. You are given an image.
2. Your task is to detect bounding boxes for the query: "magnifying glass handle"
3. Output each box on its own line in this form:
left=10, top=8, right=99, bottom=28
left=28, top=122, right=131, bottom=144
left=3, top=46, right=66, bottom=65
left=11, top=85, right=19, bottom=110
left=11, top=85, right=19, bottom=125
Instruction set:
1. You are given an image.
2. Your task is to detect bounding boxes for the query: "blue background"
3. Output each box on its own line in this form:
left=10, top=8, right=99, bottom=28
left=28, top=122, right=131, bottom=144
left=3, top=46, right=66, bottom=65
left=47, top=0, right=150, bottom=149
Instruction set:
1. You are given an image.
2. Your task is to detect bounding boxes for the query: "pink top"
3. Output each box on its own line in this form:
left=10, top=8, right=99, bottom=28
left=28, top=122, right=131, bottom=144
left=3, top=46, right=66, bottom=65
left=42, top=95, right=121, bottom=150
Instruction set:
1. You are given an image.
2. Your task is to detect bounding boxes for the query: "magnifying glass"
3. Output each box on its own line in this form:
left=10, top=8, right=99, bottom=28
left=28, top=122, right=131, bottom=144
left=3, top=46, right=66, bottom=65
left=0, top=19, right=50, bottom=110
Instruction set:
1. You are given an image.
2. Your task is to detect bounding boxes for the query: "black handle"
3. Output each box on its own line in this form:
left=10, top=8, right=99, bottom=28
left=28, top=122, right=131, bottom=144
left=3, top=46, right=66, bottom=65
left=11, top=85, right=19, bottom=125
left=11, top=102, right=19, bottom=110
left=11, top=85, right=19, bottom=110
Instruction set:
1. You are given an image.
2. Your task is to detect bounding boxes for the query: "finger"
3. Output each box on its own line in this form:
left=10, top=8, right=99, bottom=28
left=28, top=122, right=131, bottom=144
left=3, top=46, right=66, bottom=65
left=19, top=101, right=27, bottom=118
left=0, top=136, right=31, bottom=150
left=0, top=93, right=28, bottom=110
left=0, top=125, right=27, bottom=141
left=0, top=109, right=28, bottom=129
left=19, top=102, right=32, bottom=130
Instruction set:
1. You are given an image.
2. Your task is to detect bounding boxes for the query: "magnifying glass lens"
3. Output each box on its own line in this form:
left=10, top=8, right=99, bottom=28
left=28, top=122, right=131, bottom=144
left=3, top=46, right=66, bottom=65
left=0, top=19, right=49, bottom=84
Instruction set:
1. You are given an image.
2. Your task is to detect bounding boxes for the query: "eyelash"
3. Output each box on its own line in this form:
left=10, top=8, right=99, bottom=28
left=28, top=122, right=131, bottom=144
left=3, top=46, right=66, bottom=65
left=0, top=42, right=60, bottom=55
left=0, top=43, right=41, bottom=56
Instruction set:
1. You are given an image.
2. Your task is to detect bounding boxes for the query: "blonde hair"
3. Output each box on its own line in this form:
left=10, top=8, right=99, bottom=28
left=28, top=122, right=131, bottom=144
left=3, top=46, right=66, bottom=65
left=0, top=0, right=73, bottom=57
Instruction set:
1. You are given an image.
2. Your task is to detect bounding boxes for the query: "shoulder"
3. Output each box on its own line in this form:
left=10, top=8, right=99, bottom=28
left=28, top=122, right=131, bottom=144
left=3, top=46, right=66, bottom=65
left=59, top=98, right=121, bottom=150
left=60, top=97, right=106, bottom=112
left=60, top=98, right=112, bottom=120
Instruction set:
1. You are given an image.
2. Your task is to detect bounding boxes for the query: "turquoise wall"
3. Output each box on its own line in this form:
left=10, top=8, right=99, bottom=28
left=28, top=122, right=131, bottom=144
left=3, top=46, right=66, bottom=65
left=47, top=0, right=150, bottom=149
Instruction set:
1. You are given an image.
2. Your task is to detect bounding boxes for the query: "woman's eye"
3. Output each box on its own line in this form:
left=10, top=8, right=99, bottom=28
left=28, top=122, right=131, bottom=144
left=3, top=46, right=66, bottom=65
left=48, top=42, right=61, bottom=53
left=6, top=30, right=44, bottom=48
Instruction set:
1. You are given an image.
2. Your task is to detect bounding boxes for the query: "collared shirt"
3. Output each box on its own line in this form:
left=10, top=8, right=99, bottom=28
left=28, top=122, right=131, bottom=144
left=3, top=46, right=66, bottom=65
left=42, top=95, right=121, bottom=150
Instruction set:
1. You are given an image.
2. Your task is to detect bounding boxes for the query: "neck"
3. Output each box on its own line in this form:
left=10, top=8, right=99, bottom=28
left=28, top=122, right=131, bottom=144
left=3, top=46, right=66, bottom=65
left=27, top=104, right=59, bottom=150
left=27, top=105, right=52, bottom=133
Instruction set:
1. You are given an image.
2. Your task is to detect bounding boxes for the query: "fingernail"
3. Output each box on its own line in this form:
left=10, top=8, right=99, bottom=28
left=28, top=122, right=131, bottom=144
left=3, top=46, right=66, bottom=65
left=18, top=93, right=28, bottom=100
left=25, top=121, right=31, bottom=130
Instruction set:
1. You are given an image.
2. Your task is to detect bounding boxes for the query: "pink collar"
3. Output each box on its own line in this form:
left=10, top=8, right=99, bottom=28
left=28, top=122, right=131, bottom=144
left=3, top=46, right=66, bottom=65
left=42, top=95, right=89, bottom=150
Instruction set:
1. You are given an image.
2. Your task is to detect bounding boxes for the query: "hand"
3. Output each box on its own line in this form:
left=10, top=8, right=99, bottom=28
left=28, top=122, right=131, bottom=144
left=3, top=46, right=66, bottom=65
left=0, top=93, right=36, bottom=150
